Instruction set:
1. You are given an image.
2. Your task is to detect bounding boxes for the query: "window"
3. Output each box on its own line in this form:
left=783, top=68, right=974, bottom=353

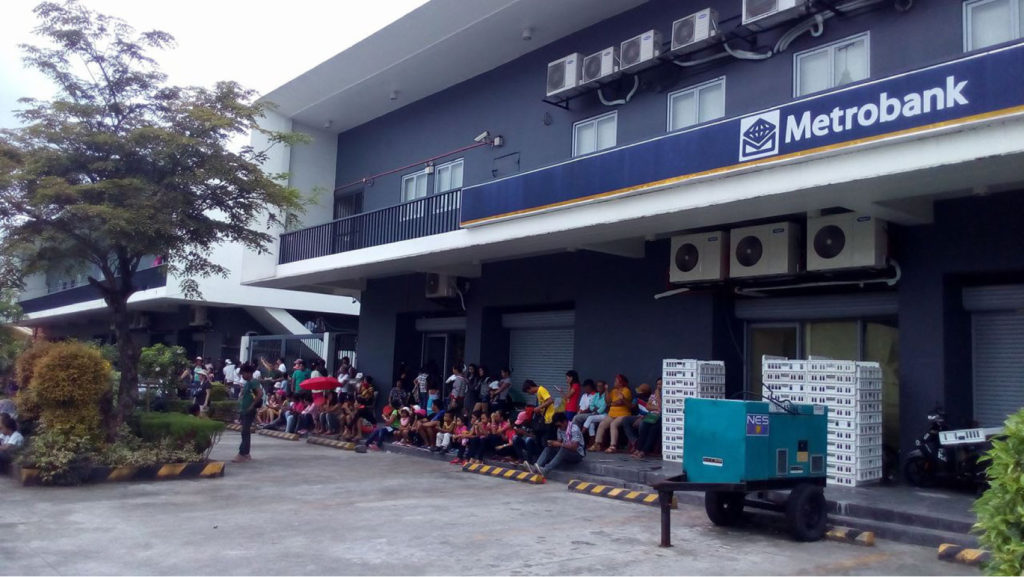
left=965, top=0, right=1023, bottom=51
left=434, top=158, right=463, bottom=194
left=667, top=77, right=726, bottom=132
left=794, top=33, right=870, bottom=97
left=572, top=111, right=617, bottom=157
left=401, top=169, right=428, bottom=202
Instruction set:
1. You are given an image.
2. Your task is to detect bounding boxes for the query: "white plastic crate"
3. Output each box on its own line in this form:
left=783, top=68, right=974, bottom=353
left=827, top=430, right=882, bottom=446
left=855, top=363, right=883, bottom=379
left=828, top=467, right=882, bottom=484
left=663, top=441, right=684, bottom=453
left=856, top=378, right=883, bottom=391
left=662, top=389, right=698, bottom=399
left=663, top=369, right=697, bottom=380
left=663, top=378, right=698, bottom=388
left=662, top=423, right=684, bottom=434
left=663, top=359, right=697, bottom=370
left=663, top=405, right=685, bottom=417
left=828, top=453, right=883, bottom=469
left=662, top=451, right=683, bottom=463
left=830, top=407, right=883, bottom=421
left=662, top=432, right=685, bottom=444
left=827, top=462, right=856, bottom=476
left=662, top=396, right=689, bottom=407
left=828, top=442, right=882, bottom=457
left=662, top=415, right=685, bottom=425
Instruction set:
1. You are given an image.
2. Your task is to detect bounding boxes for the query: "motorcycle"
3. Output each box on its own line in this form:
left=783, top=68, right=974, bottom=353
left=903, top=408, right=990, bottom=492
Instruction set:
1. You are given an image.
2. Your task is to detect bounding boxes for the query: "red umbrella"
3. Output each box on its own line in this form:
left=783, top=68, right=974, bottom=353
left=299, top=376, right=340, bottom=391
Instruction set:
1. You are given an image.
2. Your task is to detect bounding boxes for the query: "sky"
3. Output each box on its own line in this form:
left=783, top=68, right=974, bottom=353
left=0, top=0, right=429, bottom=129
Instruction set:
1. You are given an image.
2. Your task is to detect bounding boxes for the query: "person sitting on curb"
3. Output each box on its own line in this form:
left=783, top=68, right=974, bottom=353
left=528, top=412, right=585, bottom=477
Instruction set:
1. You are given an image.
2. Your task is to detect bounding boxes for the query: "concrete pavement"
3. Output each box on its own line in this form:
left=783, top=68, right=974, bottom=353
left=0, top=434, right=977, bottom=575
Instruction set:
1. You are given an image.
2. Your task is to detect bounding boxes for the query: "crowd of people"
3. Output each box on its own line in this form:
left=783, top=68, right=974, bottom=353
left=251, top=357, right=665, bottom=477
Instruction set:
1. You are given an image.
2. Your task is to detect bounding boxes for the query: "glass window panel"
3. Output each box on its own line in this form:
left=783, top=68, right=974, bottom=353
left=574, top=122, right=596, bottom=156
left=450, top=160, right=463, bottom=189
left=803, top=321, right=859, bottom=360
left=969, top=0, right=1014, bottom=50
left=670, top=91, right=697, bottom=130
left=436, top=166, right=451, bottom=193
left=697, top=82, right=725, bottom=123
left=834, top=39, right=868, bottom=87
left=596, top=115, right=616, bottom=151
left=416, top=173, right=427, bottom=198
left=797, top=49, right=831, bottom=96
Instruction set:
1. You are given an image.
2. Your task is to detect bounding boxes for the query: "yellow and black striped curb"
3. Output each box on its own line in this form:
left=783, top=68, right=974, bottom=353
left=256, top=429, right=301, bottom=441
left=17, top=462, right=225, bottom=486
left=462, top=463, right=544, bottom=484
left=937, top=543, right=990, bottom=566
left=307, top=437, right=356, bottom=451
left=566, top=479, right=677, bottom=508
left=825, top=526, right=876, bottom=546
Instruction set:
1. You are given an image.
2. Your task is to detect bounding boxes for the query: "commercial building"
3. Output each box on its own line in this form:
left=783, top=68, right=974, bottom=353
left=246, top=0, right=1024, bottom=457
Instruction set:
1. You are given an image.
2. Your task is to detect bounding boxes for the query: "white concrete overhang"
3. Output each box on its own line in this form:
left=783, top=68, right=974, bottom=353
left=260, top=0, right=647, bottom=132
left=249, top=112, right=1024, bottom=292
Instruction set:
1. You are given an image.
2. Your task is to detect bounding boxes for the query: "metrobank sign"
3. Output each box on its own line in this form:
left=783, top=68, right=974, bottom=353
left=461, top=42, right=1024, bottom=226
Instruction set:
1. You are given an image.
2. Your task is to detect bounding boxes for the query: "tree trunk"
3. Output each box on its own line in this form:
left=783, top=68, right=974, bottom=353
left=106, top=293, right=140, bottom=442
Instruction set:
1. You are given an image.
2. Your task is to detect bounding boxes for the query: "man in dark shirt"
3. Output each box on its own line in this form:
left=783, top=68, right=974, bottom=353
left=234, top=363, right=262, bottom=463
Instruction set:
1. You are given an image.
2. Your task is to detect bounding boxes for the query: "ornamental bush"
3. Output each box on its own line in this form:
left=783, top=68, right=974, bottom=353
left=17, top=426, right=98, bottom=485
left=30, top=341, right=112, bottom=441
left=135, top=412, right=224, bottom=458
left=973, top=407, right=1024, bottom=576
left=13, top=340, right=55, bottom=419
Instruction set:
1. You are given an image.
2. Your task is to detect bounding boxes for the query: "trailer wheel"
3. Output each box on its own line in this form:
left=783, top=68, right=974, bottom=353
left=786, top=483, right=827, bottom=541
left=705, top=490, right=745, bottom=526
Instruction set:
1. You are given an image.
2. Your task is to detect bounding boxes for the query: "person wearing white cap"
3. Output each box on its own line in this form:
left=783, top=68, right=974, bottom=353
left=222, top=359, right=238, bottom=397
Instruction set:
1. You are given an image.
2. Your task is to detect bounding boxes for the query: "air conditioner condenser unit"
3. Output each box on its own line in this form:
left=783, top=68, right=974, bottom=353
left=546, top=53, right=584, bottom=99
left=669, top=231, right=729, bottom=283
left=730, top=222, right=802, bottom=278
left=425, top=273, right=456, bottom=299
left=742, top=0, right=809, bottom=32
left=581, top=46, right=620, bottom=88
left=671, top=8, right=720, bottom=56
left=620, top=30, right=662, bottom=74
left=807, top=213, right=888, bottom=271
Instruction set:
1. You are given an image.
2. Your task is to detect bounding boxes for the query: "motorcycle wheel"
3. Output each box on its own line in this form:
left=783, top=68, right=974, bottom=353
left=904, top=456, right=933, bottom=488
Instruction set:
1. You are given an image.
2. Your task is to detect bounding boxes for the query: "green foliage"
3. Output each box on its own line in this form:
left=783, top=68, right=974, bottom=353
left=30, top=341, right=111, bottom=440
left=136, top=412, right=224, bottom=457
left=974, top=408, right=1024, bottom=575
left=95, top=343, right=119, bottom=370
left=163, top=398, right=192, bottom=414
left=14, top=340, right=55, bottom=419
left=0, top=0, right=305, bottom=431
left=0, top=289, right=27, bottom=376
left=96, top=424, right=204, bottom=468
left=207, top=400, right=239, bottom=422
left=138, top=343, right=188, bottom=395
left=209, top=382, right=228, bottom=402
left=17, top=426, right=98, bottom=486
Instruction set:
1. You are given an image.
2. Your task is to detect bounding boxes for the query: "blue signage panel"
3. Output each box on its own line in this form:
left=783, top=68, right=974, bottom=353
left=461, top=42, right=1024, bottom=226
left=747, top=414, right=770, bottom=437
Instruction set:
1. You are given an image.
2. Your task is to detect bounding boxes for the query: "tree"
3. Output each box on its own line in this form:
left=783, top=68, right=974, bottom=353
left=0, top=1, right=304, bottom=438
left=0, top=288, right=28, bottom=378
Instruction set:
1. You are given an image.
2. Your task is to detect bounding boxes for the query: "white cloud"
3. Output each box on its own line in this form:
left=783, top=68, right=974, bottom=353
left=0, top=0, right=428, bottom=129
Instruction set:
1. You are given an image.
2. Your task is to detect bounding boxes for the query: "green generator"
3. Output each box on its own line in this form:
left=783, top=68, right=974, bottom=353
left=683, top=398, right=828, bottom=484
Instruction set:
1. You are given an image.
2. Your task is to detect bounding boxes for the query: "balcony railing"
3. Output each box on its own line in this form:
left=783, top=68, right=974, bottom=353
left=279, top=189, right=462, bottom=264
left=19, top=266, right=168, bottom=314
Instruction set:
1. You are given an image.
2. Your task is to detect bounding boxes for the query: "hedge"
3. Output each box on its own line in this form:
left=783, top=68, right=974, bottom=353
left=135, top=412, right=225, bottom=455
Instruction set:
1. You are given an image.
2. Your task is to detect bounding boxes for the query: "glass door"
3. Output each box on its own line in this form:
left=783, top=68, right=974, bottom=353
left=747, top=324, right=799, bottom=397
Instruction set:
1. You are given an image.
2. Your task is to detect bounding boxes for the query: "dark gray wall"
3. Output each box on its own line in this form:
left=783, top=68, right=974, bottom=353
left=336, top=0, right=965, bottom=211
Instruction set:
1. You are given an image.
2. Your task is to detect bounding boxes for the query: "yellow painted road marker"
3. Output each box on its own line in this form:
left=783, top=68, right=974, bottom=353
left=825, top=526, right=876, bottom=547
left=937, top=543, right=990, bottom=566
left=567, top=479, right=676, bottom=508
left=461, top=463, right=544, bottom=485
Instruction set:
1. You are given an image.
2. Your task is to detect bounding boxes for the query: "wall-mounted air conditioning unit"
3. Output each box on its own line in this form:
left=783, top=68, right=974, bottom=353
left=730, top=222, right=802, bottom=278
left=807, top=213, right=888, bottom=272
left=425, top=273, right=456, bottom=299
left=581, top=46, right=620, bottom=88
left=670, top=231, right=729, bottom=283
left=620, top=30, right=662, bottom=74
left=546, top=53, right=584, bottom=99
left=189, top=306, right=209, bottom=327
left=671, top=8, right=720, bottom=56
left=742, top=0, right=809, bottom=31
left=129, top=313, right=150, bottom=330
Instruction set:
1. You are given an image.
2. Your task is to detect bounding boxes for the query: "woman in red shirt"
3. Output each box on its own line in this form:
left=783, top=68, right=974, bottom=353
left=563, top=370, right=582, bottom=421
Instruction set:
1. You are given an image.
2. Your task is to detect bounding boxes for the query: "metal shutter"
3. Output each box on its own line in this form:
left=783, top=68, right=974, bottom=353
left=735, top=292, right=898, bottom=321
left=972, top=312, right=1024, bottom=427
left=509, top=328, right=574, bottom=399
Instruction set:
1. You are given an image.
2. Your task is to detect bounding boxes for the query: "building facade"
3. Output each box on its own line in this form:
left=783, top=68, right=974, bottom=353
left=248, top=0, right=1024, bottom=457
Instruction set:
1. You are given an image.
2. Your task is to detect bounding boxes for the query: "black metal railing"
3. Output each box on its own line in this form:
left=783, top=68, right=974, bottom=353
left=279, top=189, right=462, bottom=264
left=20, top=266, right=168, bottom=314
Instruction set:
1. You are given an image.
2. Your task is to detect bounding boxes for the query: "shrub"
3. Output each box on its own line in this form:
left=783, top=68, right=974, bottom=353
left=14, top=340, right=55, bottom=419
left=17, top=426, right=98, bottom=486
left=138, top=344, right=188, bottom=393
left=163, top=399, right=193, bottom=414
left=30, top=341, right=112, bottom=441
left=974, top=408, right=1024, bottom=575
left=207, top=400, right=239, bottom=422
left=96, top=424, right=204, bottom=468
left=209, top=382, right=229, bottom=402
left=136, top=412, right=225, bottom=458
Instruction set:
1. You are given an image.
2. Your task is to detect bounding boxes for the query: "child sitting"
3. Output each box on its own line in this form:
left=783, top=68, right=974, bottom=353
left=448, top=415, right=473, bottom=465
left=430, top=412, right=456, bottom=453
left=395, top=407, right=415, bottom=445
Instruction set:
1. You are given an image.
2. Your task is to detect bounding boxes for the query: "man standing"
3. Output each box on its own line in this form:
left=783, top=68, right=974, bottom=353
left=290, top=359, right=311, bottom=394
left=222, top=358, right=238, bottom=398
left=234, top=363, right=262, bottom=463
left=529, top=412, right=585, bottom=477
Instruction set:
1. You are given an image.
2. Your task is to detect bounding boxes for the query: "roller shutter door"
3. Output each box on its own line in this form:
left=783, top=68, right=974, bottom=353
left=504, top=311, right=575, bottom=398
left=972, top=312, right=1024, bottom=427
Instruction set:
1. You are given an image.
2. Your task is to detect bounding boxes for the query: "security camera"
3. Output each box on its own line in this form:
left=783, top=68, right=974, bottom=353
left=473, top=130, right=490, bottom=143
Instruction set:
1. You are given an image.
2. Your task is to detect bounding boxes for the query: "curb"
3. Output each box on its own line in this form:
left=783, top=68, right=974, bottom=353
left=256, top=429, right=301, bottom=441
left=17, top=462, right=225, bottom=486
left=937, top=543, right=990, bottom=566
left=462, top=463, right=545, bottom=484
left=825, top=526, right=876, bottom=546
left=307, top=437, right=356, bottom=451
left=567, top=479, right=676, bottom=508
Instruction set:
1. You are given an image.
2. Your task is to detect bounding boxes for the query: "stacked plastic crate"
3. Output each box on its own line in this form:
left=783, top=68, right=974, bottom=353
left=762, top=356, right=884, bottom=486
left=661, top=359, right=726, bottom=464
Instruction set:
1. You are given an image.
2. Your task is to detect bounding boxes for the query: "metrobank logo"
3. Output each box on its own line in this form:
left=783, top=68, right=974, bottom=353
left=738, top=110, right=780, bottom=162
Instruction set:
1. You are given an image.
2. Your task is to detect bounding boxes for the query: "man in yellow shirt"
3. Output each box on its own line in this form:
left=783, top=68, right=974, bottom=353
left=524, top=379, right=556, bottom=443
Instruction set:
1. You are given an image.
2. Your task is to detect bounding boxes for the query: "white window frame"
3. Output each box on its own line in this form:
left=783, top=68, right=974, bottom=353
left=666, top=76, right=727, bottom=132
left=400, top=169, right=429, bottom=220
left=964, top=0, right=1022, bottom=52
left=793, top=32, right=871, bottom=98
left=433, top=158, right=463, bottom=194
left=572, top=111, right=617, bottom=158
